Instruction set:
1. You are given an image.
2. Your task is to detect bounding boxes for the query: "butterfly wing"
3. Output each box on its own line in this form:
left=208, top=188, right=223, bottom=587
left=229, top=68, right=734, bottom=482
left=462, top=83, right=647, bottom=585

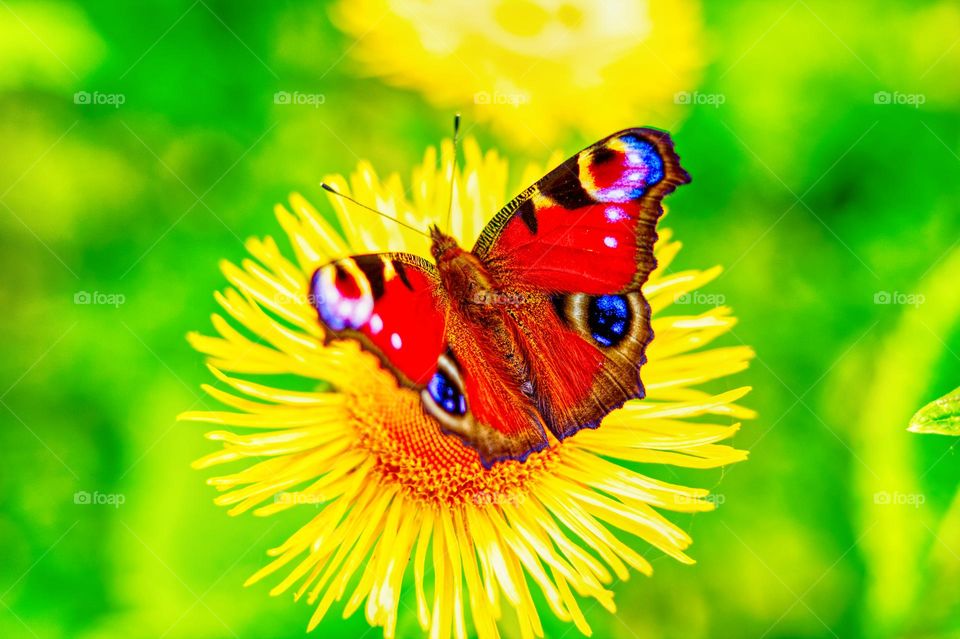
left=310, top=253, right=445, bottom=386
left=474, top=128, right=690, bottom=439
left=310, top=252, right=549, bottom=465
left=426, top=323, right=550, bottom=466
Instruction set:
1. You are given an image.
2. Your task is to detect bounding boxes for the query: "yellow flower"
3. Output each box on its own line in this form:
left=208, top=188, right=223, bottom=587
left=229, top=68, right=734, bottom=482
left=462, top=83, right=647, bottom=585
left=330, top=0, right=703, bottom=144
left=181, top=137, right=754, bottom=638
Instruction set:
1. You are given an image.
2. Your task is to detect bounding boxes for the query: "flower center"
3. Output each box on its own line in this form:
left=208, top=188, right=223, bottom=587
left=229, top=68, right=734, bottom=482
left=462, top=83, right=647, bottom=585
left=343, top=350, right=560, bottom=507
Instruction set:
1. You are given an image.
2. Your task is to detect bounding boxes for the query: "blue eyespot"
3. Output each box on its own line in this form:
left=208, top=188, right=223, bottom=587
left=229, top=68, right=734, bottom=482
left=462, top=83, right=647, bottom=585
left=592, top=137, right=664, bottom=203
left=427, top=369, right=467, bottom=416
left=624, top=138, right=664, bottom=185
left=588, top=295, right=631, bottom=347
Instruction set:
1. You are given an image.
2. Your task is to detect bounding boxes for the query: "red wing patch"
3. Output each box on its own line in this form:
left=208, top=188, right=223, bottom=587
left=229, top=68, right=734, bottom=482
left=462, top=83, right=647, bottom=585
left=310, top=253, right=445, bottom=386
left=474, top=127, right=690, bottom=294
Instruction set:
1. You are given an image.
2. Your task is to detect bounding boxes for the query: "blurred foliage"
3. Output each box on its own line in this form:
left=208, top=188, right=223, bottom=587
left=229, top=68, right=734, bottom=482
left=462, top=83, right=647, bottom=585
left=1, top=1, right=958, bottom=638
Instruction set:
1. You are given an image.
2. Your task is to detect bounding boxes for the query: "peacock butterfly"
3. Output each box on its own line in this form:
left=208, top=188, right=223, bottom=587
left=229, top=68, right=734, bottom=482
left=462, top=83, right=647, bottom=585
left=310, top=128, right=690, bottom=467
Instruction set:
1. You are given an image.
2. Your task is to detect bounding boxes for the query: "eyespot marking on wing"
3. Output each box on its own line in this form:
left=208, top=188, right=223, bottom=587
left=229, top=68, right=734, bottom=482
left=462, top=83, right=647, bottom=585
left=587, top=294, right=631, bottom=347
left=427, top=365, right=467, bottom=416
left=421, top=352, right=471, bottom=427
left=560, top=292, right=644, bottom=350
left=580, top=134, right=665, bottom=203
left=311, top=259, right=374, bottom=331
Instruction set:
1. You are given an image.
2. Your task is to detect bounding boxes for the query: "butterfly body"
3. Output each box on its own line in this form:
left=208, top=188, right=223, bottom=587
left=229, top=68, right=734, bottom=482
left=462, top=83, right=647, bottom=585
left=311, top=128, right=690, bottom=467
left=430, top=227, right=499, bottom=321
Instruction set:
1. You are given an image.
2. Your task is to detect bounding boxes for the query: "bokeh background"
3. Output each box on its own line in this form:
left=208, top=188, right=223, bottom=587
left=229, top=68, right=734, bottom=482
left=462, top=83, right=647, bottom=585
left=2, top=1, right=959, bottom=638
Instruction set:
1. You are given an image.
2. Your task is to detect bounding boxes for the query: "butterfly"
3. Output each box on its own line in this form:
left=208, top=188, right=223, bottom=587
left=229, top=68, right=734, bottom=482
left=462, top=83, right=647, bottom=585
left=310, top=128, right=690, bottom=467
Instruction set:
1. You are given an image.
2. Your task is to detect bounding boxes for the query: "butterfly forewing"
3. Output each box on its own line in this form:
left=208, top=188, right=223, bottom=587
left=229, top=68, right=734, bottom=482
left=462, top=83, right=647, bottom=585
left=310, top=253, right=445, bottom=386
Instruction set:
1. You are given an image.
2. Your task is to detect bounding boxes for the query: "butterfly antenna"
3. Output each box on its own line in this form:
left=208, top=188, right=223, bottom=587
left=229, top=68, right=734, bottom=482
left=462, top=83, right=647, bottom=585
left=445, top=113, right=461, bottom=233
left=320, top=182, right=431, bottom=238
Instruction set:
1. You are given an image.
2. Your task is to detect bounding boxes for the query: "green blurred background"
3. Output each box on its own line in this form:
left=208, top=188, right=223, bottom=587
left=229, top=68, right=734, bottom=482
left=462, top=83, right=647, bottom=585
left=2, top=1, right=959, bottom=637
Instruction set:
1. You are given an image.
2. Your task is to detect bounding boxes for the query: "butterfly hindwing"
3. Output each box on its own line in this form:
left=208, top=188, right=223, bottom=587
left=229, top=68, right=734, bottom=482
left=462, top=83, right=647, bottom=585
left=428, top=334, right=550, bottom=465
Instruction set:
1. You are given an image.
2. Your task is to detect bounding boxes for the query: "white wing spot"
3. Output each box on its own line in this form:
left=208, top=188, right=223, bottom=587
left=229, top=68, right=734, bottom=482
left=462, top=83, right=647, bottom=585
left=604, top=236, right=618, bottom=248
left=369, top=313, right=384, bottom=335
left=390, top=333, right=403, bottom=350
left=605, top=205, right=627, bottom=222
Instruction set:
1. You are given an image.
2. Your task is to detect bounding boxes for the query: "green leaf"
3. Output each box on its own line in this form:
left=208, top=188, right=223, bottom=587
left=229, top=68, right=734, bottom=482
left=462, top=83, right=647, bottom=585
left=909, top=386, right=960, bottom=435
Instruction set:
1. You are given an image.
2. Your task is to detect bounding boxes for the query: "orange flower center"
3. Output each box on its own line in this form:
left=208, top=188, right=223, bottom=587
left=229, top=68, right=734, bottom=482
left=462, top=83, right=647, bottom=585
left=343, top=352, right=560, bottom=507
